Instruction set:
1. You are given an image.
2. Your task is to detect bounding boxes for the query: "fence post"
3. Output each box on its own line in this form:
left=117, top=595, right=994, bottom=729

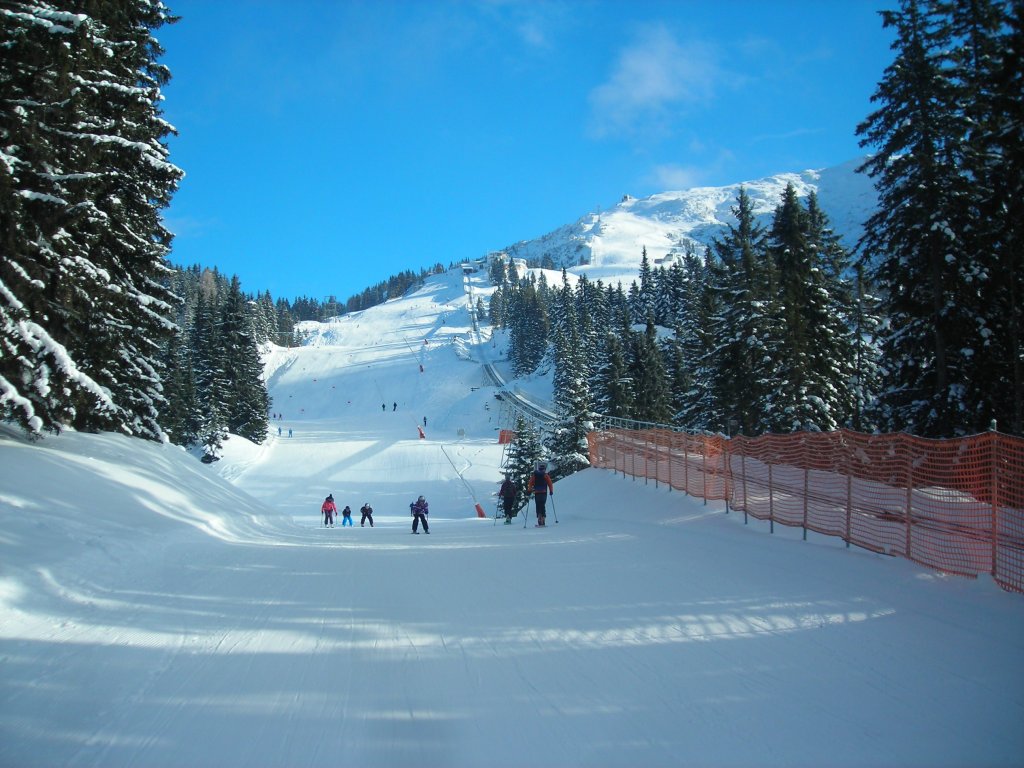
left=802, top=466, right=809, bottom=541
left=702, top=435, right=708, bottom=506
left=663, top=434, right=671, bottom=493
left=724, top=435, right=731, bottom=514
left=741, top=447, right=748, bottom=525
left=684, top=432, right=690, bottom=496
left=905, top=439, right=913, bottom=559
left=991, top=428, right=999, bottom=584
left=845, top=473, right=852, bottom=549
left=643, top=434, right=651, bottom=487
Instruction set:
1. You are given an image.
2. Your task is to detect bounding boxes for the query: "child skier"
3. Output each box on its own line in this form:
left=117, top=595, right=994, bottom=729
left=360, top=502, right=374, bottom=527
left=341, top=505, right=353, bottom=526
left=321, top=494, right=337, bottom=527
left=410, top=495, right=430, bottom=534
left=499, top=474, right=517, bottom=524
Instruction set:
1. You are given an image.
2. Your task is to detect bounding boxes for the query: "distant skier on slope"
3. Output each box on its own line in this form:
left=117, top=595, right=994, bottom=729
left=527, top=463, right=553, bottom=527
left=410, top=495, right=430, bottom=534
left=322, top=494, right=337, bottom=527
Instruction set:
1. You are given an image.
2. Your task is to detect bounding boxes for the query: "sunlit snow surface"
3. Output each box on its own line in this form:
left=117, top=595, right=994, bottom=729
left=2, top=269, right=1022, bottom=768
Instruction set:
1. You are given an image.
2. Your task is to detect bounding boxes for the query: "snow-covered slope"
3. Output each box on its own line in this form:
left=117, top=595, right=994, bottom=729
left=2, top=267, right=1023, bottom=768
left=498, top=157, right=876, bottom=286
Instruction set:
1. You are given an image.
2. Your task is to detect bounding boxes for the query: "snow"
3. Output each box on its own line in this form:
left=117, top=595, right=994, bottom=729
left=497, top=157, right=878, bottom=289
left=2, top=268, right=1023, bottom=767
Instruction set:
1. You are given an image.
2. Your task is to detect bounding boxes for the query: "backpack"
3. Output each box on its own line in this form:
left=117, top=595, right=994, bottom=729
left=533, top=470, right=548, bottom=492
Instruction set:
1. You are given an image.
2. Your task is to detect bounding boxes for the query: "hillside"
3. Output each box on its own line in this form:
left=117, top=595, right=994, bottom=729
left=496, top=157, right=876, bottom=287
left=1, top=268, right=1022, bottom=768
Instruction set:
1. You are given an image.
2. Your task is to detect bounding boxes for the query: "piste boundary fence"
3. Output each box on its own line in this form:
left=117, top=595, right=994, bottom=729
left=587, top=426, right=1024, bottom=594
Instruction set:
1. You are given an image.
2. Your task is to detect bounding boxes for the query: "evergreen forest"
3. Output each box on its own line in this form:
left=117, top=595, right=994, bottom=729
left=1, top=0, right=1021, bottom=469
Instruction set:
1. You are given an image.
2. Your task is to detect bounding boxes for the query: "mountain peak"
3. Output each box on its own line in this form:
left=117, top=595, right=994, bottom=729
left=494, top=157, right=877, bottom=286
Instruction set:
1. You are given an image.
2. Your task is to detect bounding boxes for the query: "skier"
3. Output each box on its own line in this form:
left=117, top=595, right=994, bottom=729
left=499, top=474, right=517, bottom=524
left=527, top=463, right=554, bottom=527
left=321, top=494, right=337, bottom=527
left=341, top=505, right=353, bottom=526
left=360, top=502, right=374, bottom=527
left=393, top=402, right=397, bottom=411
left=410, top=495, right=430, bottom=534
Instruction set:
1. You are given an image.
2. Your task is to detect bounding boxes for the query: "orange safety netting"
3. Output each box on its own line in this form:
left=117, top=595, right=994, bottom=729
left=588, top=428, right=1024, bottom=594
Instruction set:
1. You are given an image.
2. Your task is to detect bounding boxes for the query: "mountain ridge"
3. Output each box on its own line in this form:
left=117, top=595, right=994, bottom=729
left=491, top=157, right=876, bottom=286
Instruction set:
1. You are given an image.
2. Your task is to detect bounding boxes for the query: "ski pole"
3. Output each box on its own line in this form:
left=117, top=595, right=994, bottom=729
left=551, top=493, right=558, bottom=524
left=524, top=496, right=532, bottom=528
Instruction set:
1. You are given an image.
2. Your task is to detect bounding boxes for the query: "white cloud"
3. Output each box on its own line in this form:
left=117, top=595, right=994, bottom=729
left=645, top=147, right=737, bottom=192
left=648, top=163, right=702, bottom=191
left=588, top=25, right=721, bottom=141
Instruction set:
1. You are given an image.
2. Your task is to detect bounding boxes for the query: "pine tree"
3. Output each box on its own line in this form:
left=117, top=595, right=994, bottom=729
left=941, top=0, right=1023, bottom=434
left=488, top=285, right=506, bottom=328
left=674, top=250, right=719, bottom=430
left=634, top=247, right=655, bottom=322
left=507, top=276, right=548, bottom=376
left=190, top=289, right=229, bottom=460
left=629, top=318, right=672, bottom=424
left=765, top=184, right=858, bottom=432
left=594, top=330, right=634, bottom=419
left=504, top=415, right=545, bottom=515
left=1, top=1, right=182, bottom=439
left=850, top=263, right=883, bottom=432
left=158, top=329, right=200, bottom=447
left=708, top=188, right=774, bottom=434
left=856, top=0, right=985, bottom=436
left=547, top=272, right=592, bottom=479
left=219, top=276, right=270, bottom=442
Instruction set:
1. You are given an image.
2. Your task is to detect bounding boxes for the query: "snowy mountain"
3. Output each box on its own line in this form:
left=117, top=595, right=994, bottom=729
left=2, top=268, right=1023, bottom=767
left=496, top=157, right=877, bottom=286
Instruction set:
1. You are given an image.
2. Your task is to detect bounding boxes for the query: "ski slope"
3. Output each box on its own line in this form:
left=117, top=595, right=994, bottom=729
left=2, top=269, right=1023, bottom=768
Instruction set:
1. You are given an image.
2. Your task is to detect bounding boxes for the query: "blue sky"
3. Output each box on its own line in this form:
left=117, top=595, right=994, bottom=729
left=159, top=1, right=895, bottom=302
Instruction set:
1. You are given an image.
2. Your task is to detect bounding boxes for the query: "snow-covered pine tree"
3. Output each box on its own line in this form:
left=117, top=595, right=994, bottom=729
left=856, top=0, right=983, bottom=436
left=488, top=284, right=505, bottom=328
left=275, top=298, right=296, bottom=344
left=507, top=276, right=548, bottom=377
left=190, top=288, right=229, bottom=460
left=1, top=1, right=182, bottom=439
left=547, top=272, right=592, bottom=480
left=629, top=318, right=672, bottom=425
left=984, top=1, right=1024, bottom=435
left=656, top=259, right=688, bottom=330
left=504, top=414, right=545, bottom=515
left=940, top=0, right=1022, bottom=435
left=849, top=263, right=883, bottom=432
left=251, top=292, right=278, bottom=345
left=765, top=184, right=857, bottom=432
left=219, top=276, right=270, bottom=443
left=158, top=328, right=201, bottom=447
left=803, top=191, right=867, bottom=429
left=634, top=247, right=655, bottom=322
left=674, top=250, right=719, bottom=430
left=593, top=329, right=634, bottom=419
left=573, top=273, right=605, bottom=382
left=707, top=188, right=774, bottom=434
